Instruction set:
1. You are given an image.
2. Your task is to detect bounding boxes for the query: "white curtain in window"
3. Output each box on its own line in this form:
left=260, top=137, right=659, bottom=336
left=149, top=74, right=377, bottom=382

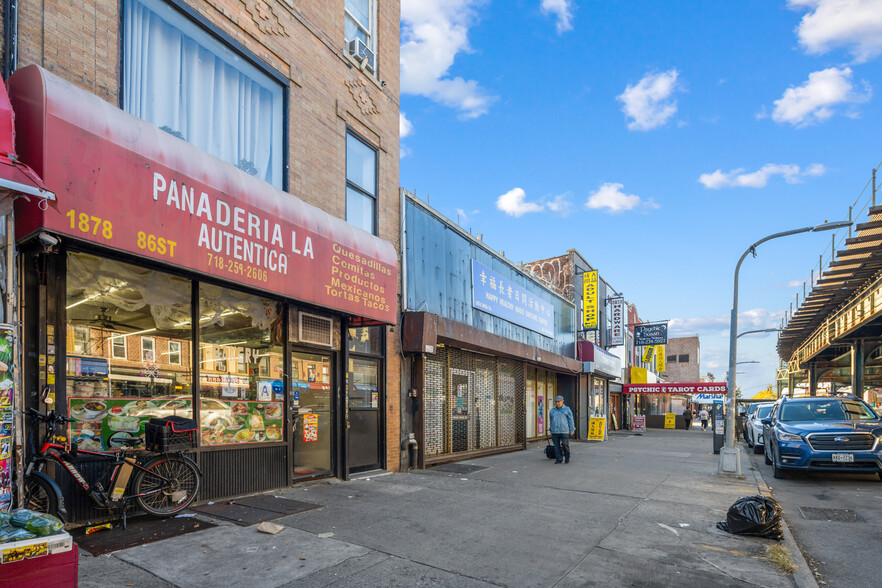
left=124, top=0, right=279, bottom=188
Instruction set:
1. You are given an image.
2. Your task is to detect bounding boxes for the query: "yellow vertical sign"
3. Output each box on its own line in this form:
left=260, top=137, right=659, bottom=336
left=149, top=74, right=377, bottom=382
left=587, top=417, right=606, bottom=440
left=582, top=271, right=598, bottom=329
left=656, top=345, right=666, bottom=372
left=642, top=345, right=654, bottom=363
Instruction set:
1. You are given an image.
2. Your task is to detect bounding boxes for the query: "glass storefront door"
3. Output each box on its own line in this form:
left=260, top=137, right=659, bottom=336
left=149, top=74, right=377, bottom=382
left=291, top=351, right=332, bottom=479
left=347, top=357, right=381, bottom=472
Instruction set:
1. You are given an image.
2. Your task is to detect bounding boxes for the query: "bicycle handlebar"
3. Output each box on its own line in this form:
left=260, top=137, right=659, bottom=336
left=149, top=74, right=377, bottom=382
left=26, top=407, right=74, bottom=424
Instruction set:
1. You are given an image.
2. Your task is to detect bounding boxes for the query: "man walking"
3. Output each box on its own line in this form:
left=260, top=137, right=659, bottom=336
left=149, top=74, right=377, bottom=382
left=698, top=408, right=710, bottom=431
left=549, top=395, right=575, bottom=464
left=682, top=407, right=693, bottom=431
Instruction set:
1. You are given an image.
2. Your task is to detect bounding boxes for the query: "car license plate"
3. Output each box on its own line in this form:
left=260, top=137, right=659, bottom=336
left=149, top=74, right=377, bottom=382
left=832, top=453, right=854, bottom=463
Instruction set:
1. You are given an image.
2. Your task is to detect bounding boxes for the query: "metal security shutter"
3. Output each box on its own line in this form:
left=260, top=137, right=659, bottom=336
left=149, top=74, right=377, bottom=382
left=424, top=348, right=447, bottom=456
left=475, top=355, right=496, bottom=449
left=498, top=358, right=522, bottom=447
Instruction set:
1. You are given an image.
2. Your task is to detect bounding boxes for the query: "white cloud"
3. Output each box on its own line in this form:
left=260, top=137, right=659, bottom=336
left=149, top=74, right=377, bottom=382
left=617, top=69, right=681, bottom=131
left=401, top=0, right=496, bottom=119
left=668, top=309, right=783, bottom=337
left=585, top=183, right=657, bottom=213
left=455, top=208, right=480, bottom=224
left=698, top=163, right=826, bottom=189
left=399, top=112, right=413, bottom=138
left=771, top=67, right=871, bottom=127
left=541, top=0, right=575, bottom=34
left=546, top=193, right=574, bottom=216
left=789, top=0, right=882, bottom=63
left=496, top=188, right=544, bottom=217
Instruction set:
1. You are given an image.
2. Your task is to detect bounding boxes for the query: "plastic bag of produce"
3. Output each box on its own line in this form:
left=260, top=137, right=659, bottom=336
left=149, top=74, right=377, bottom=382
left=24, top=513, right=64, bottom=537
left=716, top=495, right=783, bottom=540
left=9, top=508, right=40, bottom=528
left=0, top=511, right=11, bottom=526
left=0, top=527, right=38, bottom=543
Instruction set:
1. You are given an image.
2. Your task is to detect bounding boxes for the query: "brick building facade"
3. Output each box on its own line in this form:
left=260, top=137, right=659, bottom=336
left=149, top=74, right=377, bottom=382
left=4, top=0, right=404, bottom=517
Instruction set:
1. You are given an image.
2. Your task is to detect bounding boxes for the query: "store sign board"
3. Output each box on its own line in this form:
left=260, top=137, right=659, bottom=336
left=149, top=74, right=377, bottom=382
left=641, top=345, right=654, bottom=363
left=593, top=345, right=620, bottom=379
left=664, top=413, right=676, bottom=429
left=587, top=417, right=605, bottom=441
left=632, top=415, right=646, bottom=433
left=624, top=382, right=727, bottom=395
left=9, top=66, right=398, bottom=324
left=582, top=271, right=598, bottom=329
left=610, top=297, right=624, bottom=346
left=472, top=260, right=554, bottom=338
left=656, top=345, right=666, bottom=373
left=634, top=323, right=667, bottom=346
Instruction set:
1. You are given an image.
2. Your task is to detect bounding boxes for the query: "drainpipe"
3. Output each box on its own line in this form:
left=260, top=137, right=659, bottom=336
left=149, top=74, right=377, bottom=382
left=403, top=433, right=418, bottom=470
left=3, top=0, right=17, bottom=79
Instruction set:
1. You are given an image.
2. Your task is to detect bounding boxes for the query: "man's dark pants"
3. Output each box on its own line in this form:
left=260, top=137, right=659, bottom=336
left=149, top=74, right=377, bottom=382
left=551, top=433, right=570, bottom=462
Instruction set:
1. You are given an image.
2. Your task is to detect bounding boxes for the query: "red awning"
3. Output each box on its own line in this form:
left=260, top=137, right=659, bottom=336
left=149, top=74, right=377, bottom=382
left=623, top=382, right=728, bottom=395
left=0, top=75, right=54, bottom=208
left=8, top=66, right=397, bottom=325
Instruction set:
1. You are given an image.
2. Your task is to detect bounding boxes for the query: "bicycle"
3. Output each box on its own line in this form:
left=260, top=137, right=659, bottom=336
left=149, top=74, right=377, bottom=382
left=22, top=408, right=202, bottom=526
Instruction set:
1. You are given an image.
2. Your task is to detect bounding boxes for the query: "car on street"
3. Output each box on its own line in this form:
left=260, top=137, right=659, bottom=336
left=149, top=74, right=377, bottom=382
left=762, top=395, right=882, bottom=480
left=746, top=402, right=775, bottom=454
left=741, top=403, right=759, bottom=440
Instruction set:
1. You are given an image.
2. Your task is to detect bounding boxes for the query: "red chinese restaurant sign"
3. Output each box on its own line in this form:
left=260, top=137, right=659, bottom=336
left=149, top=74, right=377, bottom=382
left=8, top=66, right=398, bottom=324
left=623, top=382, right=727, bottom=395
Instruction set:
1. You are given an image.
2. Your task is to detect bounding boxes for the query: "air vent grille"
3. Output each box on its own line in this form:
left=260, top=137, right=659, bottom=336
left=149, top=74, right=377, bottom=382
left=299, top=312, right=333, bottom=347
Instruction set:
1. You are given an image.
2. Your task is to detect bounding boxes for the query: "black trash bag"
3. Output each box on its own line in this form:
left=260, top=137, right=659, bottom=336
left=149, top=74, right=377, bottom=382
left=716, top=495, right=784, bottom=540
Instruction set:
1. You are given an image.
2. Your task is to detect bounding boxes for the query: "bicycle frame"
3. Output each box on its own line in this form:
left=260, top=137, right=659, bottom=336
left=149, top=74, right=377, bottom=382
left=27, top=427, right=189, bottom=512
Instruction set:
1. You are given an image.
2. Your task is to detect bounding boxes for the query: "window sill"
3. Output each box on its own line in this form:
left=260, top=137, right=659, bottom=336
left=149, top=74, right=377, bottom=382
left=343, top=52, right=384, bottom=90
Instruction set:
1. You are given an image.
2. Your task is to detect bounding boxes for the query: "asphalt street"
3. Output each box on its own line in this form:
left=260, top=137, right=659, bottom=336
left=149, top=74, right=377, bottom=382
left=747, top=438, right=882, bottom=587
left=78, top=428, right=812, bottom=587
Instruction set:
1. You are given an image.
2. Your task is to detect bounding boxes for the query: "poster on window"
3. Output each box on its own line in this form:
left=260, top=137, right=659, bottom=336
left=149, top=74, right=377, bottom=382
left=537, top=396, right=544, bottom=435
left=303, top=414, right=318, bottom=442
left=0, top=328, right=14, bottom=512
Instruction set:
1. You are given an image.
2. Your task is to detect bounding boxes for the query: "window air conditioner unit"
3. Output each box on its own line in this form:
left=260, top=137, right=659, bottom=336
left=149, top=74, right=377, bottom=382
left=348, top=38, right=375, bottom=73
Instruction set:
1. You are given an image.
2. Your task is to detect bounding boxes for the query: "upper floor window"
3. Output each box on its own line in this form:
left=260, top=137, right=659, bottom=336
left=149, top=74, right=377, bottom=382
left=123, top=0, right=285, bottom=188
left=111, top=334, right=128, bottom=360
left=345, top=1, right=375, bottom=48
left=346, top=131, right=377, bottom=235
left=678, top=354, right=689, bottom=363
left=141, top=337, right=156, bottom=363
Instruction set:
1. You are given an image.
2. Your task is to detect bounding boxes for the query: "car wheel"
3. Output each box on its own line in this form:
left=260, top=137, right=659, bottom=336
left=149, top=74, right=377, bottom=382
left=764, top=443, right=772, bottom=465
left=753, top=442, right=763, bottom=454
left=772, top=447, right=788, bottom=480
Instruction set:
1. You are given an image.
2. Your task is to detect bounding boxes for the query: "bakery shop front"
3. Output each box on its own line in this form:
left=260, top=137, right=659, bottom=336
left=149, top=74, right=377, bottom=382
left=9, top=66, right=398, bottom=521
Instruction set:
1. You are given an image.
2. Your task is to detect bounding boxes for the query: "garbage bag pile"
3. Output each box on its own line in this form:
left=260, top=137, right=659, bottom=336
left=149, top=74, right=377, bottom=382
left=716, top=495, right=784, bottom=540
left=0, top=509, right=65, bottom=543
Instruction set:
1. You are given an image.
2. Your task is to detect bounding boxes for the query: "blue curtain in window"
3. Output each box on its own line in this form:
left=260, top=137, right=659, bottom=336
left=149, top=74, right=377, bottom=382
left=124, top=0, right=281, bottom=188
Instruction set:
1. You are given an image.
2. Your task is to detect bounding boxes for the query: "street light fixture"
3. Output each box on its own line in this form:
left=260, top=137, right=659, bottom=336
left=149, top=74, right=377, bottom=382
left=721, top=220, right=852, bottom=475
left=737, top=328, right=782, bottom=339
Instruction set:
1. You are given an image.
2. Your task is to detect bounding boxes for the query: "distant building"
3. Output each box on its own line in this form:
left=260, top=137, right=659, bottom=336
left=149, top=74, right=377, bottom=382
left=663, top=336, right=701, bottom=382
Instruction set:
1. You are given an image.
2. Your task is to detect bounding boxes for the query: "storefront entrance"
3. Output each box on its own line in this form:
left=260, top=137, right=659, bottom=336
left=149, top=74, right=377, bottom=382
left=291, top=351, right=333, bottom=480
left=347, top=357, right=381, bottom=472
left=609, top=393, right=621, bottom=430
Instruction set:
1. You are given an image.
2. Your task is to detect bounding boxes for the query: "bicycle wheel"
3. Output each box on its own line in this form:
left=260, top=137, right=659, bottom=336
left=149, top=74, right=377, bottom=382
left=23, top=475, right=58, bottom=516
left=132, top=455, right=201, bottom=516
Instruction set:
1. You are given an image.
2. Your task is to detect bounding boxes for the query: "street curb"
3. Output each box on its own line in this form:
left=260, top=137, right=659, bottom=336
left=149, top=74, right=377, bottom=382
left=746, top=452, right=818, bottom=588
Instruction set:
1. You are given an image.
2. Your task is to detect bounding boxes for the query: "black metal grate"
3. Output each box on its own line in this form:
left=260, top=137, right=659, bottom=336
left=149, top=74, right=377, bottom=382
left=799, top=507, right=865, bottom=522
left=199, top=445, right=288, bottom=501
left=807, top=433, right=876, bottom=451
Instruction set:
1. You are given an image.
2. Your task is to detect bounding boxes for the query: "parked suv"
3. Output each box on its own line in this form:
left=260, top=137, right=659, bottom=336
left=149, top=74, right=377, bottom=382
left=746, top=402, right=775, bottom=454
left=762, top=395, right=882, bottom=480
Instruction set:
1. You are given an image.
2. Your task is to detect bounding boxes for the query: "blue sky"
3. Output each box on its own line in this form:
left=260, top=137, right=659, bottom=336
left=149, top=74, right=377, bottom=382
left=398, top=0, right=882, bottom=398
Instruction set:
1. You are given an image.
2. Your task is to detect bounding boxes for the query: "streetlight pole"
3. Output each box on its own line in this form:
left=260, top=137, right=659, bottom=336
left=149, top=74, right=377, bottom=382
left=720, top=221, right=852, bottom=474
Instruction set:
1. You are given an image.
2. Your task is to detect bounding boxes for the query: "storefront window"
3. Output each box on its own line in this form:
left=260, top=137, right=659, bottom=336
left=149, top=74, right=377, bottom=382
left=197, top=284, right=284, bottom=446
left=348, top=358, right=378, bottom=408
left=65, top=252, right=193, bottom=452
left=347, top=326, right=382, bottom=355
left=592, top=378, right=606, bottom=417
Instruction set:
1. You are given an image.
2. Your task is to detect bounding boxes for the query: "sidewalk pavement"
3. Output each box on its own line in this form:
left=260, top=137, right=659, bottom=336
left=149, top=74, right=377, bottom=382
left=78, top=429, right=816, bottom=587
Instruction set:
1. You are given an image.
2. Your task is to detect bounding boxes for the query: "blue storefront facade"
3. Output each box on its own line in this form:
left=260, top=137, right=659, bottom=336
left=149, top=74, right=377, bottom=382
left=399, top=191, right=580, bottom=467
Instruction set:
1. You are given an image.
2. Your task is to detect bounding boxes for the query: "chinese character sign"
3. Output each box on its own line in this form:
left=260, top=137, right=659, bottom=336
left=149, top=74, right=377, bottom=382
left=610, top=297, right=624, bottom=346
left=656, top=345, right=666, bottom=372
left=582, top=271, right=598, bottom=329
left=471, top=260, right=554, bottom=338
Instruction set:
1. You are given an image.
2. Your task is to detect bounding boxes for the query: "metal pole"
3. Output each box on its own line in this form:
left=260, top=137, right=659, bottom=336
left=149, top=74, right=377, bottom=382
left=873, top=168, right=877, bottom=208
